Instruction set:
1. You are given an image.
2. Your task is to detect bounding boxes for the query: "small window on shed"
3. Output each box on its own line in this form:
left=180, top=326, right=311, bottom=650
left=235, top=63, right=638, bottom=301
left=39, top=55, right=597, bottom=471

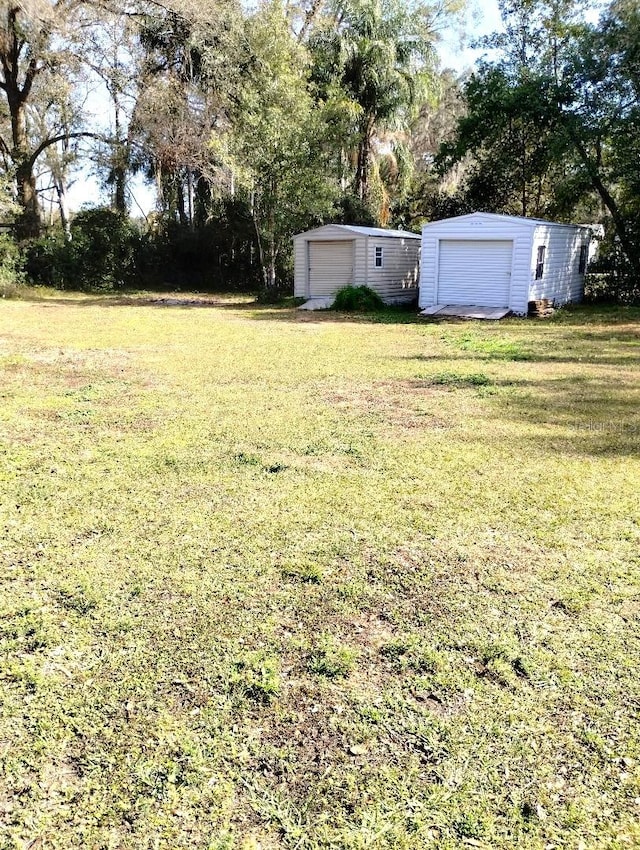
left=374, top=246, right=384, bottom=268
left=578, top=244, right=588, bottom=274
left=535, top=245, right=546, bottom=280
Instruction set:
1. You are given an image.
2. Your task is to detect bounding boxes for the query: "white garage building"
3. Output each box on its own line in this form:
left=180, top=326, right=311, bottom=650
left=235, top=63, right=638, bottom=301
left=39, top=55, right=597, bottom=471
left=419, top=213, right=591, bottom=315
left=294, top=224, right=421, bottom=306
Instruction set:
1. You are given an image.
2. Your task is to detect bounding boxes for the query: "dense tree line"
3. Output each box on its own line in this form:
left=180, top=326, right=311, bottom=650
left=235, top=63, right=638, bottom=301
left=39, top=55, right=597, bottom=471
left=434, top=0, right=640, bottom=295
left=0, top=0, right=637, bottom=297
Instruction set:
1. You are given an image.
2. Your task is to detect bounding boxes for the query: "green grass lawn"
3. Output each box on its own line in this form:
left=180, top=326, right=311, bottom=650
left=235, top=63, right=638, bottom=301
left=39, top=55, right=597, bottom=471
left=1, top=291, right=639, bottom=850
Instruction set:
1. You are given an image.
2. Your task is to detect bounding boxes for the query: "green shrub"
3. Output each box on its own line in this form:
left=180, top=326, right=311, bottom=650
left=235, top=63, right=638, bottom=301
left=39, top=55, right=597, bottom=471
left=585, top=240, right=640, bottom=305
left=0, top=233, right=25, bottom=298
left=333, top=285, right=385, bottom=312
left=26, top=208, right=141, bottom=291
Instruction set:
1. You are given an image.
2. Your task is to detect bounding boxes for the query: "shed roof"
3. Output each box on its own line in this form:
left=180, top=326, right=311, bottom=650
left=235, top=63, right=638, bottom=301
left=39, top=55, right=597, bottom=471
left=422, top=212, right=590, bottom=231
left=295, top=224, right=420, bottom=240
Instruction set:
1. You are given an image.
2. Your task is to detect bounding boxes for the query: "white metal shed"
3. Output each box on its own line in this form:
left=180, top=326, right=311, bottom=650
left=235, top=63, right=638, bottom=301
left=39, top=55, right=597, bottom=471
left=420, top=213, right=591, bottom=315
left=293, top=224, right=421, bottom=305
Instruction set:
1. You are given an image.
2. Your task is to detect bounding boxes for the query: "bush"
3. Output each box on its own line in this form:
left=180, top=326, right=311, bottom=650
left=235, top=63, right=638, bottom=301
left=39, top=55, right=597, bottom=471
left=333, top=285, right=385, bottom=312
left=24, top=198, right=298, bottom=294
left=584, top=239, right=640, bottom=305
left=26, top=208, right=141, bottom=291
left=0, top=233, right=25, bottom=298
left=144, top=199, right=263, bottom=292
left=26, top=228, right=74, bottom=289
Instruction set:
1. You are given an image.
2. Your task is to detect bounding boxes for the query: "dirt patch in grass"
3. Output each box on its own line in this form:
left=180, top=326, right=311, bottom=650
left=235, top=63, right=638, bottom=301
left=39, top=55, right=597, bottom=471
left=324, top=379, right=452, bottom=433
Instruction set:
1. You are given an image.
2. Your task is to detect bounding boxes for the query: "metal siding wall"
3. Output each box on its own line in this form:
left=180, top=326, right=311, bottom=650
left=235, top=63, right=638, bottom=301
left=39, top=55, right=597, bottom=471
left=529, top=225, right=587, bottom=305
left=368, top=238, right=420, bottom=302
left=353, top=237, right=367, bottom=286
left=419, top=236, right=438, bottom=307
left=295, top=227, right=420, bottom=303
left=305, top=225, right=358, bottom=241
left=293, top=237, right=307, bottom=297
left=510, top=235, right=533, bottom=314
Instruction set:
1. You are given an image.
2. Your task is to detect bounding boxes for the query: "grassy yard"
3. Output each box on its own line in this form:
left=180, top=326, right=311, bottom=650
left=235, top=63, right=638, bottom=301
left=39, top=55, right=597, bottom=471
left=1, top=291, right=639, bottom=850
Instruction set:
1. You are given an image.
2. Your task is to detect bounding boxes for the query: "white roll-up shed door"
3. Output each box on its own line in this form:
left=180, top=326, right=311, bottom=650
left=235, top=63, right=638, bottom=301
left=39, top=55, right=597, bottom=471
left=437, top=240, right=513, bottom=307
left=309, top=241, right=354, bottom=296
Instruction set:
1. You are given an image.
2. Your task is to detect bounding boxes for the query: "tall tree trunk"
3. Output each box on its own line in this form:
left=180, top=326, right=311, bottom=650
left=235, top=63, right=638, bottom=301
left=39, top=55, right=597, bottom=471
left=155, top=163, right=164, bottom=210
left=176, top=175, right=187, bottom=225
left=520, top=127, right=527, bottom=216
left=251, top=197, right=267, bottom=287
left=297, top=0, right=325, bottom=42
left=187, top=169, right=194, bottom=228
left=11, top=99, right=41, bottom=237
left=54, top=173, right=72, bottom=240
left=15, top=159, right=40, bottom=238
left=355, top=118, right=375, bottom=204
left=266, top=226, right=277, bottom=289
left=114, top=164, right=127, bottom=213
left=111, top=141, right=127, bottom=212
left=113, top=97, right=127, bottom=213
left=4, top=11, right=41, bottom=238
left=356, top=139, right=369, bottom=201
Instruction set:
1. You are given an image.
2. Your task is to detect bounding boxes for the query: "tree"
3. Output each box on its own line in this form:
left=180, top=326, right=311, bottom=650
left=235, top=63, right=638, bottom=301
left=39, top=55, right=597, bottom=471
left=32, top=79, right=84, bottom=238
left=436, top=0, right=640, bottom=280
left=558, top=0, right=640, bottom=276
left=435, top=0, right=591, bottom=218
left=309, top=0, right=445, bottom=213
left=436, top=63, right=575, bottom=217
left=78, top=8, right=140, bottom=215
left=131, top=0, right=244, bottom=225
left=219, top=0, right=339, bottom=289
left=0, top=0, right=93, bottom=236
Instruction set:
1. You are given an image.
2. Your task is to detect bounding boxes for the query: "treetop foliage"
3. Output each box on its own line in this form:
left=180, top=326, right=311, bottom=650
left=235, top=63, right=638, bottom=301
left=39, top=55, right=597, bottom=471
left=0, top=0, right=637, bottom=297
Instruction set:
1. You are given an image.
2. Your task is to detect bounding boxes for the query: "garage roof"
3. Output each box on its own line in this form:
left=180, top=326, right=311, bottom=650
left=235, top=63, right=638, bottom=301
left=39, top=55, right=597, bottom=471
left=422, top=212, right=590, bottom=231
left=296, top=224, right=421, bottom=239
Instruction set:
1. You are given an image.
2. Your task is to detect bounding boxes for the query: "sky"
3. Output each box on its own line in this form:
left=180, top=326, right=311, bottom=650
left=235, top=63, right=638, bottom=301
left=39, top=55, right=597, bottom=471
left=438, top=0, right=502, bottom=75
left=65, top=0, right=505, bottom=215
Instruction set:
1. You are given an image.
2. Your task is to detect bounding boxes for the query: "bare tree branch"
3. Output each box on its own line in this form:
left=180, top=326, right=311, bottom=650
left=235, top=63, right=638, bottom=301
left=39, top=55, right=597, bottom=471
left=27, top=131, right=102, bottom=170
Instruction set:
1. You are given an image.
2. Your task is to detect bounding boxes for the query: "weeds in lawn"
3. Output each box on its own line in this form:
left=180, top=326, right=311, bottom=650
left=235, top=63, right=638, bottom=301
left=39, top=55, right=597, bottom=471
left=443, top=331, right=532, bottom=360
left=231, top=652, right=281, bottom=702
left=281, top=560, right=324, bottom=583
left=425, top=370, right=492, bottom=387
left=309, top=635, right=358, bottom=679
left=379, top=636, right=444, bottom=674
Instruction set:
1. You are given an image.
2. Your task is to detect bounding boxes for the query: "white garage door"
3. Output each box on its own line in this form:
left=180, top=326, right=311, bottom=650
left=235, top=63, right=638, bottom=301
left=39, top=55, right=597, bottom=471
left=437, top=240, right=513, bottom=307
left=309, top=241, right=354, bottom=297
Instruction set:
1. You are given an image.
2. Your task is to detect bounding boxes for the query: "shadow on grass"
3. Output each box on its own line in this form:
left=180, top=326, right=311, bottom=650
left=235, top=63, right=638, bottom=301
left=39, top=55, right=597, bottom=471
left=524, top=337, right=639, bottom=367
left=487, top=374, right=639, bottom=457
left=549, top=303, right=640, bottom=325
left=243, top=306, right=427, bottom=325
left=241, top=302, right=640, bottom=330
left=15, top=289, right=430, bottom=323
left=13, top=290, right=640, bottom=336
left=14, top=291, right=258, bottom=310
